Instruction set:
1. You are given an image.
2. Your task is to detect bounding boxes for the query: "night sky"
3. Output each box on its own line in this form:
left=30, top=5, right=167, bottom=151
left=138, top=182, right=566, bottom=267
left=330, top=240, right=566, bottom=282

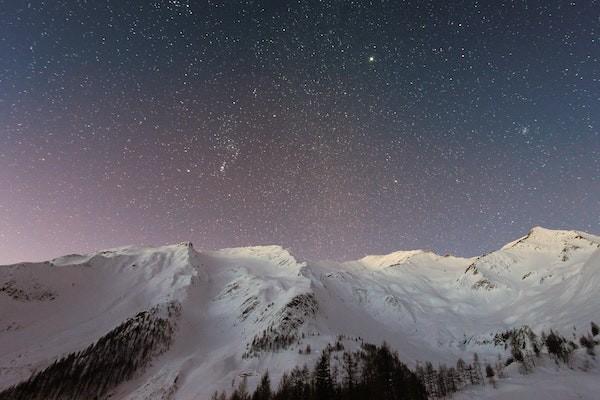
left=1, top=0, right=599, bottom=264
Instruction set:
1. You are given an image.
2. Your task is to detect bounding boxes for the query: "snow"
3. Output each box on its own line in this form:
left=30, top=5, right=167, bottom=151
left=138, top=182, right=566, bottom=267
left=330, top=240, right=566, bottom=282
left=457, top=371, right=599, bottom=400
left=456, top=357, right=600, bottom=400
left=0, top=227, right=599, bottom=398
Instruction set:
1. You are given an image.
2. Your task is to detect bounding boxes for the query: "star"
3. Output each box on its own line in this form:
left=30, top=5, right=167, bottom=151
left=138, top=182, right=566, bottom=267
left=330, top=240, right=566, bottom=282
left=0, top=0, right=597, bottom=265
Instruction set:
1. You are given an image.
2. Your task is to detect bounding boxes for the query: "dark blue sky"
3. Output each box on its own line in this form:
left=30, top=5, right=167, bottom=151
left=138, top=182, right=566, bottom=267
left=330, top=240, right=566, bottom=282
left=1, top=0, right=598, bottom=264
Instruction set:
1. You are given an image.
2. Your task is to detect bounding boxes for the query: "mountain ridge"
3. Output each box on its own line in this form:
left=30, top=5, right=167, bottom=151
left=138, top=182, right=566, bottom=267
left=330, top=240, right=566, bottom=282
left=7, top=226, right=594, bottom=269
left=1, top=226, right=599, bottom=399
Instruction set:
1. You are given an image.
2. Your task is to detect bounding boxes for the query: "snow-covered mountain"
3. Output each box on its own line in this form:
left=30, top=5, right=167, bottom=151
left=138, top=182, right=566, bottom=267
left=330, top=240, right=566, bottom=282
left=1, top=227, right=599, bottom=399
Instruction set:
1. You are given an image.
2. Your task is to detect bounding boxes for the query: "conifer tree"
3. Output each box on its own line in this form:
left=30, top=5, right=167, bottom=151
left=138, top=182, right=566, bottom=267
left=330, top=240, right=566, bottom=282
left=579, top=334, right=595, bottom=356
left=445, top=366, right=458, bottom=394
left=314, top=351, right=333, bottom=400
left=485, top=364, right=496, bottom=388
left=436, top=364, right=448, bottom=397
left=342, top=352, right=357, bottom=391
left=591, top=322, right=599, bottom=337
left=495, top=354, right=506, bottom=379
left=472, top=353, right=484, bottom=385
left=252, top=372, right=271, bottom=400
left=424, top=361, right=438, bottom=397
left=545, top=330, right=571, bottom=363
left=455, top=358, right=466, bottom=389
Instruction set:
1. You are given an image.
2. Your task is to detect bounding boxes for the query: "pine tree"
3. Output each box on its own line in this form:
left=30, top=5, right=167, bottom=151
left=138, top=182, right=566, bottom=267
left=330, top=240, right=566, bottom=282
left=287, top=366, right=309, bottom=400
left=485, top=364, right=496, bottom=388
left=314, top=352, right=333, bottom=400
left=495, top=354, right=506, bottom=379
left=424, top=361, right=438, bottom=397
left=579, top=335, right=595, bottom=356
left=342, top=352, right=357, bottom=391
left=528, top=330, right=541, bottom=357
left=235, top=376, right=250, bottom=400
left=414, top=362, right=425, bottom=386
left=456, top=358, right=468, bottom=390
left=545, top=330, right=570, bottom=364
left=445, top=367, right=458, bottom=394
left=436, top=364, right=448, bottom=398
left=509, top=333, right=530, bottom=374
left=472, top=353, right=484, bottom=385
left=274, top=372, right=292, bottom=400
left=211, top=391, right=227, bottom=400
left=252, top=372, right=271, bottom=400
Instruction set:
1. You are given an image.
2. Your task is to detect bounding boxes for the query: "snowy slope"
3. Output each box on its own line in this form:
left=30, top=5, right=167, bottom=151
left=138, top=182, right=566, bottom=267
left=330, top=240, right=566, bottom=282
left=0, top=227, right=599, bottom=399
left=454, top=355, right=600, bottom=400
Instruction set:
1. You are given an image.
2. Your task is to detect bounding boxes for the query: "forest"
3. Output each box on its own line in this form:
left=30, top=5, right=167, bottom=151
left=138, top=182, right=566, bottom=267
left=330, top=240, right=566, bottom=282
left=0, top=302, right=180, bottom=400
left=215, top=322, right=599, bottom=400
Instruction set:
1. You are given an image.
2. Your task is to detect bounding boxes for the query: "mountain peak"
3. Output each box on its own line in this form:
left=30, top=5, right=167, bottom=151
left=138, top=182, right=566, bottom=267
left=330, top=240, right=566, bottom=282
left=212, top=245, right=304, bottom=268
left=501, top=226, right=599, bottom=251
left=356, top=249, right=428, bottom=269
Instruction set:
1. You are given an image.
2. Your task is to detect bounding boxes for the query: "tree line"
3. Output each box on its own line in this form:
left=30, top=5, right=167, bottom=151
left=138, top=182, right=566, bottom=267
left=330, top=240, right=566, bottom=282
left=217, top=321, right=600, bottom=400
left=214, top=342, right=427, bottom=400
left=0, top=302, right=181, bottom=400
left=496, top=321, right=599, bottom=373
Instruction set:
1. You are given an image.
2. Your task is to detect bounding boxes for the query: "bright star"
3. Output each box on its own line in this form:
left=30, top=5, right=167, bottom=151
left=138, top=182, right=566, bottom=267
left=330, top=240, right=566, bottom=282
left=368, top=56, right=375, bottom=62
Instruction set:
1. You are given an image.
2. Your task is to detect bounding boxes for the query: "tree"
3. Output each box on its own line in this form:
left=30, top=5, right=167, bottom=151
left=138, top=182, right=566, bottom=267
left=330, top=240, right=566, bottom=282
left=424, top=361, right=438, bottom=397
left=580, top=335, right=595, bottom=356
left=485, top=364, right=496, bottom=388
left=288, top=366, right=310, bottom=400
left=472, top=353, right=484, bottom=385
left=314, top=351, right=333, bottom=400
left=252, top=372, right=271, bottom=400
left=528, top=330, right=541, bottom=357
left=211, top=391, right=227, bottom=400
left=455, top=358, right=466, bottom=389
left=436, top=364, right=448, bottom=397
left=495, top=354, right=506, bottom=379
left=545, top=331, right=570, bottom=364
left=274, top=372, right=292, bottom=400
left=592, top=322, right=599, bottom=338
left=509, top=334, right=531, bottom=374
left=342, top=352, right=357, bottom=391
left=230, top=377, right=249, bottom=400
left=445, top=367, right=458, bottom=394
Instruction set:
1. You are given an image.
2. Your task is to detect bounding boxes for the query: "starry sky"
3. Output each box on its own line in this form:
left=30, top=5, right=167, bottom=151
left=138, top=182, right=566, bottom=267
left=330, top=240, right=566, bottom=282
left=1, top=0, right=599, bottom=264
